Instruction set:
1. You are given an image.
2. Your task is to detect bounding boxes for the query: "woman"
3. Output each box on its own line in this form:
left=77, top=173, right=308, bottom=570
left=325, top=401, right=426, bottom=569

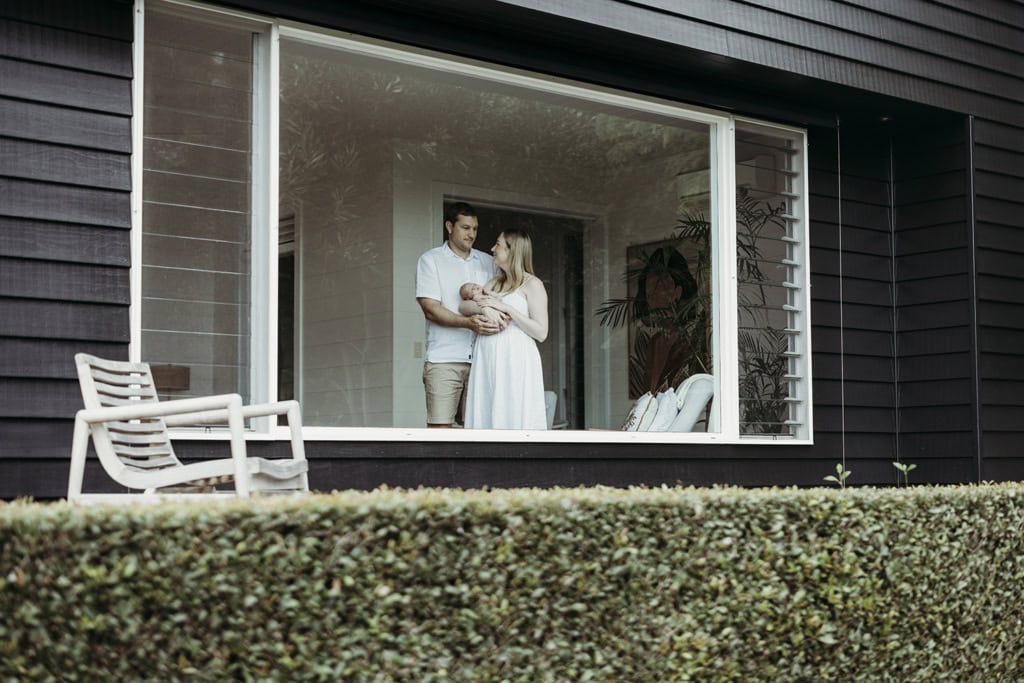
left=461, top=229, right=548, bottom=429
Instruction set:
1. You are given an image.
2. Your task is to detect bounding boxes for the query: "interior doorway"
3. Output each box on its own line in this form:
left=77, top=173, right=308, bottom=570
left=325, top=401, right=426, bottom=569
left=443, top=199, right=588, bottom=428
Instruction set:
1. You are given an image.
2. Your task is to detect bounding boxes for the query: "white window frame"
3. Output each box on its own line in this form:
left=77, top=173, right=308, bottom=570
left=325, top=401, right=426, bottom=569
left=132, top=0, right=812, bottom=445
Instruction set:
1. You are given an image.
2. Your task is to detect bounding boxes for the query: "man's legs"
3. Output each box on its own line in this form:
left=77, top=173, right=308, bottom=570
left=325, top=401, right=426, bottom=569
left=423, top=362, right=471, bottom=427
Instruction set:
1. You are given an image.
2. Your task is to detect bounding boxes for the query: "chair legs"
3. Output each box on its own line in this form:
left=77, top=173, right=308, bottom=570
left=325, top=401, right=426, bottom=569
left=67, top=414, right=91, bottom=502
left=286, top=402, right=309, bottom=491
left=225, top=395, right=251, bottom=498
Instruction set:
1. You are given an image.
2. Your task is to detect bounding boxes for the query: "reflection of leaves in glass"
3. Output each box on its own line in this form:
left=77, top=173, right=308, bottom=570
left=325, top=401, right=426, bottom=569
left=738, top=328, right=788, bottom=433
left=596, top=211, right=712, bottom=396
left=735, top=187, right=789, bottom=433
left=280, top=48, right=708, bottom=185
left=598, top=186, right=790, bottom=424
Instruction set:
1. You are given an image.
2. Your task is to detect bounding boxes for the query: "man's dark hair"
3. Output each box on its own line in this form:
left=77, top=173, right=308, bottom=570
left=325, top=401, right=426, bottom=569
left=445, top=201, right=477, bottom=225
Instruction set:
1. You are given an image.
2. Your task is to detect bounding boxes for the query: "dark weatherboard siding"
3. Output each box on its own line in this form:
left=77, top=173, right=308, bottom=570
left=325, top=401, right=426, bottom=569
left=0, top=0, right=133, bottom=496
left=1, top=0, right=1022, bottom=496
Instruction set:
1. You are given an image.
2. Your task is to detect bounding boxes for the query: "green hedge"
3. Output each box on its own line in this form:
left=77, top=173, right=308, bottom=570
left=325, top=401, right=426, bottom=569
left=2, top=485, right=1024, bottom=681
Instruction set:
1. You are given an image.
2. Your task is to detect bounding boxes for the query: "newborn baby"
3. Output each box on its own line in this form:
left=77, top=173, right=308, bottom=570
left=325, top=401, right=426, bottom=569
left=460, top=282, right=509, bottom=330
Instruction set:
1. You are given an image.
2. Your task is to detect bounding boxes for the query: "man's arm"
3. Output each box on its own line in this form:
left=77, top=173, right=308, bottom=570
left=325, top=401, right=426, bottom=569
left=419, top=297, right=500, bottom=335
left=458, top=297, right=508, bottom=330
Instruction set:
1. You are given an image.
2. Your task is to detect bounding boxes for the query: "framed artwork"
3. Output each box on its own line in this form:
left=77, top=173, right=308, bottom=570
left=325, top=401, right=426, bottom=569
left=625, top=239, right=706, bottom=398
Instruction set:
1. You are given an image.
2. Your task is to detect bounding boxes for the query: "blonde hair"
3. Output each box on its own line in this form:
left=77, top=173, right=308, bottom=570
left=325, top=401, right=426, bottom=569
left=494, top=228, right=535, bottom=291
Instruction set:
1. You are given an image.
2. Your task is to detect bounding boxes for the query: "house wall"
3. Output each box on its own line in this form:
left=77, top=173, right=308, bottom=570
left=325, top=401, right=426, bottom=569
left=216, top=0, right=1021, bottom=488
left=1, top=0, right=1021, bottom=496
left=893, top=120, right=976, bottom=474
left=0, top=0, right=133, bottom=495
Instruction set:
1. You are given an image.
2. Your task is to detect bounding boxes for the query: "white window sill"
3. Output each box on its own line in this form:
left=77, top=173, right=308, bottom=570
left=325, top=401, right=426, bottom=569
left=169, top=426, right=812, bottom=446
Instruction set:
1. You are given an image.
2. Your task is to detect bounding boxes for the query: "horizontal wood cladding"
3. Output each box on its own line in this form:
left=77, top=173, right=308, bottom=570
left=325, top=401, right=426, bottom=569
left=0, top=378, right=82, bottom=418
left=0, top=218, right=129, bottom=266
left=0, top=451, right=978, bottom=500
left=978, top=300, right=1024, bottom=330
left=978, top=328, right=1024, bottom=356
left=0, top=138, right=130, bottom=190
left=979, top=354, right=1024, bottom=383
left=629, top=0, right=1022, bottom=95
left=976, top=196, right=1023, bottom=230
left=0, top=16, right=132, bottom=76
left=0, top=338, right=124, bottom=379
left=814, top=377, right=894, bottom=407
left=0, top=418, right=76, bottom=458
left=925, top=0, right=1024, bottom=30
left=418, top=0, right=1024, bottom=122
left=974, top=144, right=1024, bottom=178
left=0, top=258, right=129, bottom=305
left=0, top=299, right=128, bottom=342
left=164, top=441, right=973, bottom=488
left=974, top=119, right=1024, bottom=154
left=982, top=454, right=1024, bottom=481
left=891, top=119, right=974, bottom=451
left=896, top=273, right=970, bottom=306
left=0, top=98, right=130, bottom=152
left=0, top=0, right=133, bottom=42
left=0, top=179, right=129, bottom=228
left=976, top=247, right=1024, bottom=279
left=974, top=170, right=1024, bottom=203
left=0, top=58, right=130, bottom=115
left=981, top=377, right=1024, bottom=407
left=976, top=274, right=1024, bottom=305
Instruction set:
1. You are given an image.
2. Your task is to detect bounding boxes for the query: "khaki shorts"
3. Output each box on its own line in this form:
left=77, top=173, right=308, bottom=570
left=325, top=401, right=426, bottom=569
left=423, top=362, right=471, bottom=426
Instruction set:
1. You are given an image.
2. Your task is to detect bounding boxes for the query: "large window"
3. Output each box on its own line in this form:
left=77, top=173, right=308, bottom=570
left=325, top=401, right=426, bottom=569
left=137, top=2, right=811, bottom=443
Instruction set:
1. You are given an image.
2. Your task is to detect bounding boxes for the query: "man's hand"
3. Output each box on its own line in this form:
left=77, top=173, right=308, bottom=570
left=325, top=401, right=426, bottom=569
left=470, top=314, right=501, bottom=336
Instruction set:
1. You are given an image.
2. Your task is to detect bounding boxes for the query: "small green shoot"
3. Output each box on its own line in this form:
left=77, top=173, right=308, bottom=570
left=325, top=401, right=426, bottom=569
left=893, top=461, right=917, bottom=487
left=824, top=462, right=851, bottom=489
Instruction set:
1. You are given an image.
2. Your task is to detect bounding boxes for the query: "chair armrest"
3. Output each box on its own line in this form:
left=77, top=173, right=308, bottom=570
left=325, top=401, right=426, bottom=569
left=163, top=400, right=301, bottom=427
left=76, top=394, right=244, bottom=425
left=164, top=400, right=307, bottom=474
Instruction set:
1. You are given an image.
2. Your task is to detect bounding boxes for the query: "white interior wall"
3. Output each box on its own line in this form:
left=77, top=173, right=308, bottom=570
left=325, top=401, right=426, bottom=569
left=298, top=149, right=395, bottom=427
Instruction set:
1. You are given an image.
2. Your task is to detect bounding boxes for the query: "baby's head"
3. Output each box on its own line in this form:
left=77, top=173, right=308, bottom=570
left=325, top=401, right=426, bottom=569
left=460, top=282, right=484, bottom=300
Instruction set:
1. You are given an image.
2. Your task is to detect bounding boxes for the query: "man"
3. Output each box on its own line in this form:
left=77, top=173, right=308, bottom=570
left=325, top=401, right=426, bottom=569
left=415, top=202, right=501, bottom=427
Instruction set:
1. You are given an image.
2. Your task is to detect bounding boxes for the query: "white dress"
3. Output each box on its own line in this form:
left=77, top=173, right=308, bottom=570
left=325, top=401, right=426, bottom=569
left=464, top=289, right=547, bottom=429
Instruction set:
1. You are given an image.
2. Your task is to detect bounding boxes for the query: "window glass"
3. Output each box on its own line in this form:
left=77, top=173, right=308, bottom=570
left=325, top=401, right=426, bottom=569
left=141, top=8, right=254, bottom=402
left=278, top=38, right=715, bottom=430
left=138, top=5, right=811, bottom=440
left=735, top=122, right=808, bottom=437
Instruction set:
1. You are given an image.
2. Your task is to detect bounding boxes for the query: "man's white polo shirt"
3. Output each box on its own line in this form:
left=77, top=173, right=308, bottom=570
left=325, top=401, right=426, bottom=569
left=415, top=242, right=495, bottom=363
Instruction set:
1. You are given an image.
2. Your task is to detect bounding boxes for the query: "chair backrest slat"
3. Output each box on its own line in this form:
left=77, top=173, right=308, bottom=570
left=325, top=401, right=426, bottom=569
left=89, top=370, right=158, bottom=404
left=93, top=393, right=161, bottom=406
left=74, top=353, right=181, bottom=472
left=117, top=451, right=180, bottom=466
left=107, top=420, right=169, bottom=435
left=108, top=430, right=172, bottom=446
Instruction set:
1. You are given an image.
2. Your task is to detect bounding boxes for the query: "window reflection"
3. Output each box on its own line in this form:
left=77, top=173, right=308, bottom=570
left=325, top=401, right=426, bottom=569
left=278, top=39, right=713, bottom=430
left=141, top=9, right=254, bottom=403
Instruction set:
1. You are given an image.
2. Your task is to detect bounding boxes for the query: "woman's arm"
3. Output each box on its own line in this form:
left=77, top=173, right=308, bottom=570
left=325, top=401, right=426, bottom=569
left=459, top=298, right=509, bottom=329
left=483, top=276, right=548, bottom=342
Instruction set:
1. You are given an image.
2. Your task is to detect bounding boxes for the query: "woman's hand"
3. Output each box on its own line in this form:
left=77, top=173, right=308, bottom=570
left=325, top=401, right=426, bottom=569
left=475, top=295, right=508, bottom=312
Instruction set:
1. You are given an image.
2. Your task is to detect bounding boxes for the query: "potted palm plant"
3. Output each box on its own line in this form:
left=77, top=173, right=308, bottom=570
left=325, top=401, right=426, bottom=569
left=597, top=187, right=789, bottom=432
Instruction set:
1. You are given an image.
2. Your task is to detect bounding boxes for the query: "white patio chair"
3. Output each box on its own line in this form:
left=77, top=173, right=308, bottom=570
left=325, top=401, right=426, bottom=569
left=68, top=353, right=309, bottom=504
left=544, top=390, right=568, bottom=430
left=668, top=373, right=715, bottom=432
